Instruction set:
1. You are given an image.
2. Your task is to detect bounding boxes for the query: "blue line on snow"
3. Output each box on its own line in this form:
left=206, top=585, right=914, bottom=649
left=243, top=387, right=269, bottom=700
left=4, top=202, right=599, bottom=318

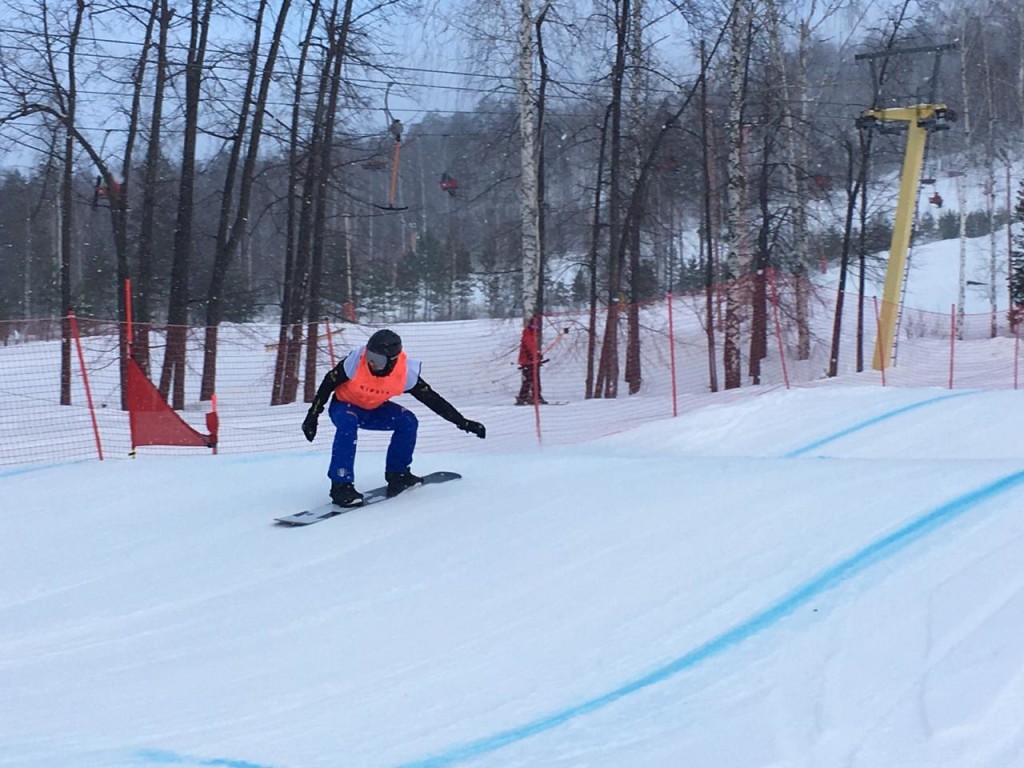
left=783, top=390, right=977, bottom=458
left=136, top=749, right=277, bottom=768
left=0, top=459, right=92, bottom=480
left=397, top=468, right=1024, bottom=768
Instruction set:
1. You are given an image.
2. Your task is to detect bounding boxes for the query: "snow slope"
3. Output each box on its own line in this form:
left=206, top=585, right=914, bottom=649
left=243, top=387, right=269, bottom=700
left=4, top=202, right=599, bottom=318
left=3, top=382, right=1024, bottom=768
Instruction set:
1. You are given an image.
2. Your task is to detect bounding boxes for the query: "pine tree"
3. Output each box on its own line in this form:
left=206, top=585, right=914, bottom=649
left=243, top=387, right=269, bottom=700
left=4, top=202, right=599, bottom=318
left=1009, top=179, right=1024, bottom=325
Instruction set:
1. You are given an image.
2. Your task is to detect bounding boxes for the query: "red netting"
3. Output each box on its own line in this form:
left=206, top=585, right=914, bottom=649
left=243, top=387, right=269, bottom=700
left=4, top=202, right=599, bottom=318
left=1, top=277, right=1020, bottom=468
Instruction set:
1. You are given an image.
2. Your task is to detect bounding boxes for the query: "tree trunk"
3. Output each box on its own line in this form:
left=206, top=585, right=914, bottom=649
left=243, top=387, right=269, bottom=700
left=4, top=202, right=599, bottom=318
left=305, top=0, right=353, bottom=404
left=134, top=0, right=172, bottom=376
left=699, top=40, right=719, bottom=393
left=749, top=120, right=772, bottom=385
left=766, top=0, right=811, bottom=361
left=517, top=0, right=544, bottom=332
left=58, top=2, right=85, bottom=407
left=1019, top=1, right=1024, bottom=131
left=271, top=0, right=320, bottom=406
left=594, top=0, right=630, bottom=399
left=585, top=105, right=612, bottom=399
left=201, top=0, right=292, bottom=402
left=981, top=31, right=997, bottom=337
left=723, top=0, right=751, bottom=390
left=624, top=0, right=644, bottom=396
left=103, top=0, right=157, bottom=406
left=161, top=0, right=213, bottom=410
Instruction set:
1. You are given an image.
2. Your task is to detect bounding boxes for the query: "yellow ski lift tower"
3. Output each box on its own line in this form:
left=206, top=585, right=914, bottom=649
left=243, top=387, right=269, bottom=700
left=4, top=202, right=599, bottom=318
left=854, top=43, right=958, bottom=371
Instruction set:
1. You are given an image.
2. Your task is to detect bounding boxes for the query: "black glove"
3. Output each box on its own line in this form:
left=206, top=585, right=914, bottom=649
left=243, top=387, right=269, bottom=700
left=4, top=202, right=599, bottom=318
left=460, top=420, right=486, bottom=439
left=302, top=410, right=319, bottom=442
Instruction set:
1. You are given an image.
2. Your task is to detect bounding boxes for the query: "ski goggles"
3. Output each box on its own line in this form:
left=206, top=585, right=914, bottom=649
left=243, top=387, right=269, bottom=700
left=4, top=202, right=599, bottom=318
left=365, top=349, right=396, bottom=371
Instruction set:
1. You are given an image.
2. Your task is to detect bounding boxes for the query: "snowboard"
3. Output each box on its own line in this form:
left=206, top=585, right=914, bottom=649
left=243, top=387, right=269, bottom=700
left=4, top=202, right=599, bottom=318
left=275, top=471, right=462, bottom=527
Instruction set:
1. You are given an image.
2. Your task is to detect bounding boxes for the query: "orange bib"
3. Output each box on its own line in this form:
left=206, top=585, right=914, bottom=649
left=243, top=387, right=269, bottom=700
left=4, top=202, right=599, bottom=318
left=334, top=351, right=409, bottom=409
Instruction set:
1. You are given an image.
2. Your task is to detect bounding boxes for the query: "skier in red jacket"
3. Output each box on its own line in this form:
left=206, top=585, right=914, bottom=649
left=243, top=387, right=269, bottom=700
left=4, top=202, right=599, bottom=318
left=515, top=315, right=547, bottom=406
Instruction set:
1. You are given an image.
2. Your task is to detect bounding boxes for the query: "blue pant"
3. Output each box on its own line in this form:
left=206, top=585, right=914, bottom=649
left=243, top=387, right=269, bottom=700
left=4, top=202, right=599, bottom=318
left=327, top=399, right=419, bottom=484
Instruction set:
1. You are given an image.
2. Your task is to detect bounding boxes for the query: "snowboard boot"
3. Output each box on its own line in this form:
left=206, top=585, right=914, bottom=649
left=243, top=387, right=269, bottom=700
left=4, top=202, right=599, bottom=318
left=330, top=482, right=364, bottom=508
left=385, top=470, right=423, bottom=498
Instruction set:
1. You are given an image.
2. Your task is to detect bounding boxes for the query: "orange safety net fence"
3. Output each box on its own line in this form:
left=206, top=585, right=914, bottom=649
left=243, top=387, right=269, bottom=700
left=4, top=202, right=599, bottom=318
left=1, top=277, right=1020, bottom=468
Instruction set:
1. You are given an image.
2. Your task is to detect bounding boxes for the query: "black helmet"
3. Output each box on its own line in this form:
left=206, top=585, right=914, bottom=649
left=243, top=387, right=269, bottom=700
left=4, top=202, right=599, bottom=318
left=367, top=329, right=402, bottom=357
left=365, top=329, right=402, bottom=375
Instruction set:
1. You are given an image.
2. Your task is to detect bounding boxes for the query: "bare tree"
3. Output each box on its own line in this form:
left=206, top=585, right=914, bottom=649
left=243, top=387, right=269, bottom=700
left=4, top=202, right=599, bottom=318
left=722, top=0, right=753, bottom=390
left=517, top=0, right=544, bottom=327
left=200, top=0, right=293, bottom=401
left=623, top=0, right=645, bottom=395
left=160, top=0, right=214, bottom=410
left=592, top=0, right=630, bottom=398
left=584, top=104, right=613, bottom=399
left=1019, top=0, right=1024, bottom=129
left=86, top=0, right=165, bottom=403
left=54, top=0, right=85, bottom=407
left=271, top=0, right=322, bottom=406
left=0, top=0, right=89, bottom=404
left=303, top=0, right=356, bottom=404
left=133, top=0, right=173, bottom=374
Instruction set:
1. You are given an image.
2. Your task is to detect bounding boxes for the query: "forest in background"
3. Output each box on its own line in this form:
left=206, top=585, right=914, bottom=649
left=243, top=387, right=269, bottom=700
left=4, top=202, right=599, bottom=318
left=0, top=0, right=1022, bottom=405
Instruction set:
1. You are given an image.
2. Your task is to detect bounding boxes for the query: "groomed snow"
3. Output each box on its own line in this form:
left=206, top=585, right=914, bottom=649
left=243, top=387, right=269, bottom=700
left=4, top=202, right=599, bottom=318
left=4, top=382, right=1024, bottom=768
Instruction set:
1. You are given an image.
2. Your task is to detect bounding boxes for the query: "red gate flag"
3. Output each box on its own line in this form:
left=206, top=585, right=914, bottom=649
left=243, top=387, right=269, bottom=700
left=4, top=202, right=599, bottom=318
left=126, top=358, right=218, bottom=451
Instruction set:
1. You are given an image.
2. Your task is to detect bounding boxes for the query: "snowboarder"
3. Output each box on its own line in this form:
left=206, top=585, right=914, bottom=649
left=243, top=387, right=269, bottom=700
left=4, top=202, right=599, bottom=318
left=302, top=329, right=486, bottom=507
left=515, top=315, right=547, bottom=405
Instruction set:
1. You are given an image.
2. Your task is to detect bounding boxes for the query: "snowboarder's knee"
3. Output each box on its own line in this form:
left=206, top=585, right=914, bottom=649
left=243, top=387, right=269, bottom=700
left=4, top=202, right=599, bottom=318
left=395, top=408, right=419, bottom=432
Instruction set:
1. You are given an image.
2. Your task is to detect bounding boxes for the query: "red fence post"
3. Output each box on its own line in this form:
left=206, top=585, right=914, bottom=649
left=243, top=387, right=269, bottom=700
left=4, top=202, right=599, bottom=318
left=68, top=310, right=104, bottom=461
left=531, top=317, right=543, bottom=443
left=767, top=268, right=790, bottom=389
left=1016, top=323, right=1020, bottom=391
left=207, top=394, right=219, bottom=456
left=667, top=291, right=678, bottom=417
left=873, top=297, right=886, bottom=386
left=324, top=318, right=336, bottom=367
left=124, top=278, right=134, bottom=356
left=949, top=304, right=955, bottom=389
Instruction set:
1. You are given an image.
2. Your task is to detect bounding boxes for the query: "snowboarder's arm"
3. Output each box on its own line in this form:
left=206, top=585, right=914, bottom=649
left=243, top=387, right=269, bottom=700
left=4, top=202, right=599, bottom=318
left=407, top=377, right=463, bottom=423
left=301, top=357, right=352, bottom=441
left=408, top=377, right=486, bottom=438
left=311, top=360, right=351, bottom=414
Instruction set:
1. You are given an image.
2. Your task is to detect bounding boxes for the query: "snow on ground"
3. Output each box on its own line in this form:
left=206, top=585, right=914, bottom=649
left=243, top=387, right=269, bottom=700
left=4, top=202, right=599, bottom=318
left=3, top=379, right=1024, bottom=768
left=4, top=221, right=1024, bottom=767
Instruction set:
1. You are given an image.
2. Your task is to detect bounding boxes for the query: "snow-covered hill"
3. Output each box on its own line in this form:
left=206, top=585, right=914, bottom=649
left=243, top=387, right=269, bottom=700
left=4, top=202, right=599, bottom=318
left=4, top=382, right=1024, bottom=768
